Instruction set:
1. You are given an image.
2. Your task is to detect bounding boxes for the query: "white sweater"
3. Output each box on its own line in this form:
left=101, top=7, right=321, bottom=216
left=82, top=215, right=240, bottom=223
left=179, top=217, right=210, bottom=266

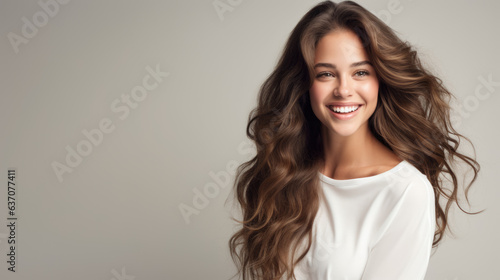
left=292, top=160, right=436, bottom=280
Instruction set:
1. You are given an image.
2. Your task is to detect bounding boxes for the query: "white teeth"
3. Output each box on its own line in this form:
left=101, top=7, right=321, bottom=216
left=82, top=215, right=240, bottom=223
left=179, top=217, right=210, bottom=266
left=329, top=105, right=359, bottom=113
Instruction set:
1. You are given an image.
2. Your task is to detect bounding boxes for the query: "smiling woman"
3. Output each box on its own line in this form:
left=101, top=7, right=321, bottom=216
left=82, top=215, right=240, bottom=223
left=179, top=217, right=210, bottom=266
left=227, top=1, right=482, bottom=280
left=309, top=29, right=401, bottom=181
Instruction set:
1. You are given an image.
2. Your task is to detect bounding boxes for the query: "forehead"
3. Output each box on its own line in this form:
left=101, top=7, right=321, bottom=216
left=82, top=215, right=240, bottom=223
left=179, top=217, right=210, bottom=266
left=314, top=30, right=368, bottom=64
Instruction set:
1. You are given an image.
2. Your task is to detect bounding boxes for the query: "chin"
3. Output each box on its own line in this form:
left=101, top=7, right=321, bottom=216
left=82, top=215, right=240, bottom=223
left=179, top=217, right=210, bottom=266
left=328, top=125, right=362, bottom=138
left=333, top=129, right=360, bottom=138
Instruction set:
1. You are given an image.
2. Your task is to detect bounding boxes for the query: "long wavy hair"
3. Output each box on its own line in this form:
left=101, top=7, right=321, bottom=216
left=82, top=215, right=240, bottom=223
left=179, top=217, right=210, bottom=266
left=228, top=1, right=482, bottom=279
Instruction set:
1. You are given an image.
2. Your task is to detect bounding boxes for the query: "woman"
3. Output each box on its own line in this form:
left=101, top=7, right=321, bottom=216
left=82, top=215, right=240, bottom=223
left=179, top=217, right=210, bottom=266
left=228, top=1, right=481, bottom=279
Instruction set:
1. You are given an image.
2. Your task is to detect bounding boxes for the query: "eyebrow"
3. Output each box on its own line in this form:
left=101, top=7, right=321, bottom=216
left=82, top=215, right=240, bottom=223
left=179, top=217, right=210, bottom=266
left=313, top=60, right=372, bottom=69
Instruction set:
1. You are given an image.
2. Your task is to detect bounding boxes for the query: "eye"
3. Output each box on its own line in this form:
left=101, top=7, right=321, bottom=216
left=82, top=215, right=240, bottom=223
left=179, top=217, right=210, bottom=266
left=316, top=72, right=334, bottom=79
left=355, top=70, right=369, bottom=77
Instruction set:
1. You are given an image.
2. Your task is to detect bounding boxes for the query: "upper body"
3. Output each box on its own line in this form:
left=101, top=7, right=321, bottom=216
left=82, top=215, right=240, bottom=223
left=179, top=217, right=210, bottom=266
left=292, top=160, right=436, bottom=280
left=292, top=16, right=437, bottom=279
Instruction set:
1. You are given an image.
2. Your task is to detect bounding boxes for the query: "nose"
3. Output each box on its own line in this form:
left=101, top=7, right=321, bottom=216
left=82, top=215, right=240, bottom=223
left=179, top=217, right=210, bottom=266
left=333, top=76, right=352, bottom=98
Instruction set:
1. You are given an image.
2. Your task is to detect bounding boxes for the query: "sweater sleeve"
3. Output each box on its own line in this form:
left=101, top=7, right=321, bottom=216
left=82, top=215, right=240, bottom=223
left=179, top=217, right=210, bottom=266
left=361, top=175, right=436, bottom=280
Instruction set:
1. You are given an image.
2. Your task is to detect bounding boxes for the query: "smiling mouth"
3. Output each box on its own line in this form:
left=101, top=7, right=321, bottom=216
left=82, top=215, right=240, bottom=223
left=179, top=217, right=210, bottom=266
left=327, top=105, right=361, bottom=113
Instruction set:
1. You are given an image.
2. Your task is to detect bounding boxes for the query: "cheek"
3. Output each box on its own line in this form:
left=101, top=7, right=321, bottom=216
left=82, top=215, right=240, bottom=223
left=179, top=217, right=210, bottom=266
left=358, top=80, right=379, bottom=105
left=309, top=83, right=326, bottom=117
left=309, top=82, right=328, bottom=105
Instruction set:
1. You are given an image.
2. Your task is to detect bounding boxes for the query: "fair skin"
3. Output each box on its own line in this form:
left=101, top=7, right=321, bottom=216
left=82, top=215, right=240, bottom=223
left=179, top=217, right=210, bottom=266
left=309, top=29, right=401, bottom=180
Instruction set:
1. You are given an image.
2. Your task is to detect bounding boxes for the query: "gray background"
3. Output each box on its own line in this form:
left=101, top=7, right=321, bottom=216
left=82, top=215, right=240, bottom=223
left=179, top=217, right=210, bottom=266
left=0, top=0, right=498, bottom=279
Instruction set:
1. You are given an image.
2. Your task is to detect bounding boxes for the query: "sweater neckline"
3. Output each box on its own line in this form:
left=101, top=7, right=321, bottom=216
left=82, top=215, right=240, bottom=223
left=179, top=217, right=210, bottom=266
left=318, top=160, right=407, bottom=187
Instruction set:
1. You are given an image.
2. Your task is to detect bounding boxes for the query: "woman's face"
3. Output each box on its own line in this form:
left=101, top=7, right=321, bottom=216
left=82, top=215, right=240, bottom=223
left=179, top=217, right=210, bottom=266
left=309, top=29, right=379, bottom=138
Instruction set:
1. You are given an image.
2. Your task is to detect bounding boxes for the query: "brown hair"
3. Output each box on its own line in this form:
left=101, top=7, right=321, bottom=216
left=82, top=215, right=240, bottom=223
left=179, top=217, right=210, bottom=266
left=228, top=1, right=482, bottom=279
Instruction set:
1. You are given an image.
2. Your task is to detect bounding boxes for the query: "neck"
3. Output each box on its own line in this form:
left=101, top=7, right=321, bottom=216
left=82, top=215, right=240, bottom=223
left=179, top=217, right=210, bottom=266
left=320, top=123, right=384, bottom=177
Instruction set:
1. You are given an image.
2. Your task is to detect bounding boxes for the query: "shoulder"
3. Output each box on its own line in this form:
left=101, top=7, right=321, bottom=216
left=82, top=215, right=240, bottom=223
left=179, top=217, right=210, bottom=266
left=386, top=161, right=433, bottom=192
left=370, top=161, right=436, bottom=246
left=378, top=161, right=435, bottom=216
left=383, top=161, right=436, bottom=218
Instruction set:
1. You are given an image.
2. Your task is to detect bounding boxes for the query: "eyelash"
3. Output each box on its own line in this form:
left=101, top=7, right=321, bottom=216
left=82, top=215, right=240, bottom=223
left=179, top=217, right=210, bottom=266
left=316, top=70, right=369, bottom=78
left=355, top=70, right=369, bottom=77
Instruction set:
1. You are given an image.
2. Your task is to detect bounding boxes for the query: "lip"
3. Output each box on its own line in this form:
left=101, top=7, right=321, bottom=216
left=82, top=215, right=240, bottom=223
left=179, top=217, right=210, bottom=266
left=326, top=104, right=362, bottom=120
left=326, top=102, right=362, bottom=106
